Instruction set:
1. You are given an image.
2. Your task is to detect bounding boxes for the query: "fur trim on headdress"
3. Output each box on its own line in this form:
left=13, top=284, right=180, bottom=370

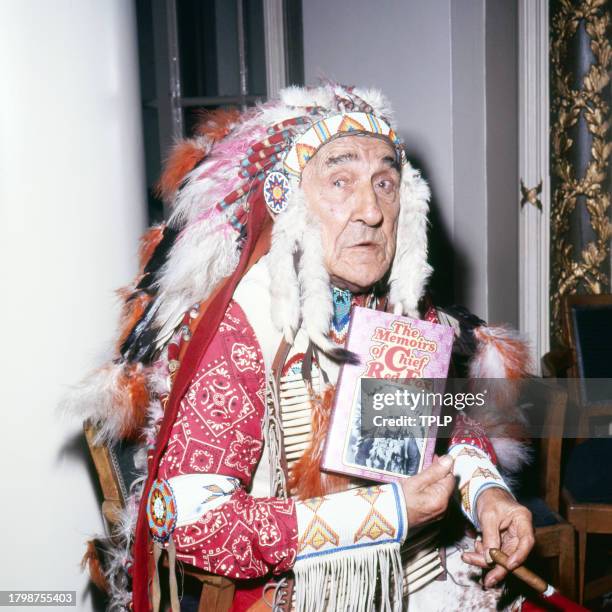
left=298, top=211, right=336, bottom=355
left=137, top=225, right=166, bottom=270
left=268, top=184, right=306, bottom=342
left=194, top=107, right=242, bottom=141
left=388, top=163, right=432, bottom=317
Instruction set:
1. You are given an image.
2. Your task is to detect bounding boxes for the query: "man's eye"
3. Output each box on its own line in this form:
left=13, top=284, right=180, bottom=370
left=377, top=179, right=395, bottom=192
left=333, top=178, right=347, bottom=188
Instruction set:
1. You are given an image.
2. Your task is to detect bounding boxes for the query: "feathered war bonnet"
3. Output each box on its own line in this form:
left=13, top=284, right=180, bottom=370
left=142, top=83, right=432, bottom=363
left=66, top=83, right=432, bottom=445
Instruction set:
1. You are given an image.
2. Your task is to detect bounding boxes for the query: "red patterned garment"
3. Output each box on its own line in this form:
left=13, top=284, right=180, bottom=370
left=157, top=300, right=298, bottom=579
left=450, top=412, right=498, bottom=464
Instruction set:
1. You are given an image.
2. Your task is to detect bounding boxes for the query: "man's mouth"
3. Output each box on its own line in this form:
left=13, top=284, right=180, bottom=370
left=351, top=241, right=378, bottom=248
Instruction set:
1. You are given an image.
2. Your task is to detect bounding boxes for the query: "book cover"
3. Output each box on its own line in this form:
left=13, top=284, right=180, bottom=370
left=321, top=306, right=454, bottom=483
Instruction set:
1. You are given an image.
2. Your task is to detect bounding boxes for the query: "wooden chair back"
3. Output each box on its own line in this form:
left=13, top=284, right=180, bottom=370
left=530, top=379, right=568, bottom=512
left=563, top=294, right=612, bottom=438
left=83, top=422, right=235, bottom=611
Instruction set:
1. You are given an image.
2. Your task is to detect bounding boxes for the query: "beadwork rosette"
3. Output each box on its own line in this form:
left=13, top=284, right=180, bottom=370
left=146, top=479, right=178, bottom=543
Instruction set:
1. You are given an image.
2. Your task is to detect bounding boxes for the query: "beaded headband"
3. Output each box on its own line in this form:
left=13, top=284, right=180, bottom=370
left=283, top=111, right=404, bottom=177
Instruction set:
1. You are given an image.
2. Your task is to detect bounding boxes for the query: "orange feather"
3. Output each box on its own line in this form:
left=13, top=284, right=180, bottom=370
left=473, top=326, right=532, bottom=379
left=138, top=225, right=165, bottom=271
left=81, top=540, right=109, bottom=593
left=116, top=292, right=151, bottom=351
left=195, top=108, right=241, bottom=141
left=156, top=140, right=208, bottom=202
left=155, top=108, right=240, bottom=202
left=118, top=363, right=149, bottom=440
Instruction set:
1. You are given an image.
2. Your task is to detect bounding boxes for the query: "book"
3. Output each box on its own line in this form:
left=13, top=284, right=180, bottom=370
left=321, top=306, right=454, bottom=483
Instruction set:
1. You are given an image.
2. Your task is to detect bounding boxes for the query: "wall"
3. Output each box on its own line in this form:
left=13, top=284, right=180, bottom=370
left=302, top=0, right=519, bottom=325
left=0, top=2, right=146, bottom=609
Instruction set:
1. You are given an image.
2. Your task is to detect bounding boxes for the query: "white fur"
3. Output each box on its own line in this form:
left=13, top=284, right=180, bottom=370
left=471, top=342, right=509, bottom=378
left=352, top=87, right=395, bottom=126
left=388, top=163, right=432, bottom=316
left=280, top=85, right=336, bottom=110
left=268, top=184, right=306, bottom=341
left=491, top=438, right=531, bottom=473
left=298, top=212, right=336, bottom=354
left=257, top=100, right=307, bottom=128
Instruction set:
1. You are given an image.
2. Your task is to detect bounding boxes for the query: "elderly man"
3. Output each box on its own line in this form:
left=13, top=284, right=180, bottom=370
left=76, top=84, right=534, bottom=611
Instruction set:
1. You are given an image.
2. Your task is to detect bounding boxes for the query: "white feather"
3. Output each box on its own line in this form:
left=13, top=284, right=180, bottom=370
left=61, top=363, right=142, bottom=446
left=153, top=221, right=240, bottom=340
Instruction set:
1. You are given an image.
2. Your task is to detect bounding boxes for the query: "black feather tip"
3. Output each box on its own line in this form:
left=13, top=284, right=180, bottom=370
left=329, top=347, right=361, bottom=366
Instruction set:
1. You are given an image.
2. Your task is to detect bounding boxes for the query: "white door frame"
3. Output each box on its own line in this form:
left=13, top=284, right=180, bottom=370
left=518, top=0, right=550, bottom=371
left=263, top=0, right=287, bottom=99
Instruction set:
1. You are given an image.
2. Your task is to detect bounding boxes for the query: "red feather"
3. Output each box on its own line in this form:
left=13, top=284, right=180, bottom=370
left=156, top=140, right=208, bottom=202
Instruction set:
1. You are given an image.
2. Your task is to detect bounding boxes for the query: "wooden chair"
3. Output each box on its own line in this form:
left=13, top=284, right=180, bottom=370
left=563, top=485, right=612, bottom=604
left=516, top=379, right=576, bottom=600
left=562, top=294, right=612, bottom=439
left=84, top=423, right=235, bottom=611
left=559, top=293, right=612, bottom=604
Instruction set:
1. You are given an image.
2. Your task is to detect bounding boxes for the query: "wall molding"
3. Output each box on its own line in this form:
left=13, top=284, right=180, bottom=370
left=518, top=0, right=550, bottom=369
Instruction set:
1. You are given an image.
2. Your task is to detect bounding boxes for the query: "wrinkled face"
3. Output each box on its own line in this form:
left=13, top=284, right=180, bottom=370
left=301, top=135, right=401, bottom=293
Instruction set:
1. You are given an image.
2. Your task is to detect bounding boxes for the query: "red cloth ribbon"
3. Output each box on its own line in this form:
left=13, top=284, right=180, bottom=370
left=132, top=194, right=269, bottom=611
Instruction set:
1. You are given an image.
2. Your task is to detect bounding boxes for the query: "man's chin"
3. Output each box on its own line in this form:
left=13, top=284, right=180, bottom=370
left=329, top=268, right=388, bottom=294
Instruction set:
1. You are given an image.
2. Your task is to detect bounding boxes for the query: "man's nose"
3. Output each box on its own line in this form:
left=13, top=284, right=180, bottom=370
left=352, top=181, right=383, bottom=226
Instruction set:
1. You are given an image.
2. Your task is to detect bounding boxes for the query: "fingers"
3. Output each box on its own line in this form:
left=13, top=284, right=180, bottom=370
left=480, top=508, right=501, bottom=565
left=486, top=510, right=534, bottom=588
left=461, top=539, right=507, bottom=587
left=413, top=455, right=454, bottom=489
left=462, top=539, right=489, bottom=569
left=484, top=565, right=507, bottom=588
left=438, top=472, right=455, bottom=496
left=479, top=501, right=504, bottom=587
left=461, top=500, right=535, bottom=589
left=403, top=456, right=456, bottom=527
left=461, top=551, right=489, bottom=569
left=506, top=511, right=535, bottom=569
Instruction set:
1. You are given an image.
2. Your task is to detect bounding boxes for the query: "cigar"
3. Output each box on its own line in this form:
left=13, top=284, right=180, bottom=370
left=489, top=548, right=548, bottom=593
